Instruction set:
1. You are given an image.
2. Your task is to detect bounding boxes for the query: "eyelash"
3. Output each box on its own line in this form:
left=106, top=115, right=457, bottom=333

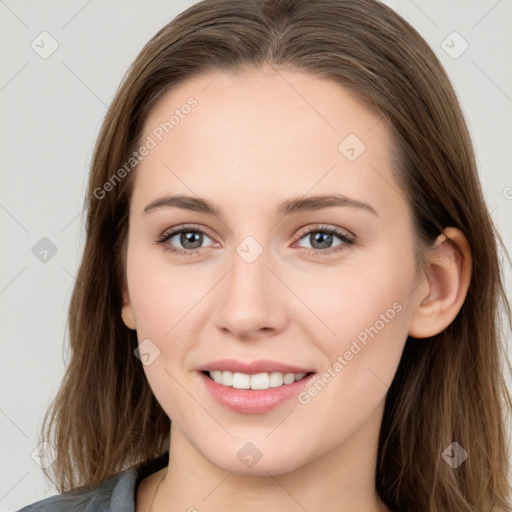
left=156, top=224, right=355, bottom=258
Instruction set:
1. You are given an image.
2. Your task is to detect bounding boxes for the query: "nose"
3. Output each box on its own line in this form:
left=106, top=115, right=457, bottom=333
left=212, top=243, right=288, bottom=340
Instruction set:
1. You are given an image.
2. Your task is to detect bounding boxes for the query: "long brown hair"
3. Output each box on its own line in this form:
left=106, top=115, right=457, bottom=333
left=40, top=0, right=512, bottom=510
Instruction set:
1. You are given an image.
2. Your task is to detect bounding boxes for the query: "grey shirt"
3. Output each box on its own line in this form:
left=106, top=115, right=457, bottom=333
left=17, top=451, right=169, bottom=512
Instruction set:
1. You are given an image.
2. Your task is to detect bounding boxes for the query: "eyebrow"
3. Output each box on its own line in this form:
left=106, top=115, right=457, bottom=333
left=143, top=193, right=379, bottom=218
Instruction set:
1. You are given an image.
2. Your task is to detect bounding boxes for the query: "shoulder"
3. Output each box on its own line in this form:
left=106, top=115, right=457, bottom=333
left=16, top=469, right=135, bottom=512
left=17, top=452, right=169, bottom=512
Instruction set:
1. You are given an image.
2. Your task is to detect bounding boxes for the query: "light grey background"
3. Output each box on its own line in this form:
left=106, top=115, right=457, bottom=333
left=1, top=0, right=511, bottom=510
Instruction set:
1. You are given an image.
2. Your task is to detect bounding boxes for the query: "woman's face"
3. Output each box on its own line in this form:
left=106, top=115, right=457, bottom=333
left=122, top=65, right=424, bottom=475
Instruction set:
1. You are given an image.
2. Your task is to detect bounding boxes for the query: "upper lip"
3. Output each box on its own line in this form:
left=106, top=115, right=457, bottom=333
left=197, top=358, right=314, bottom=374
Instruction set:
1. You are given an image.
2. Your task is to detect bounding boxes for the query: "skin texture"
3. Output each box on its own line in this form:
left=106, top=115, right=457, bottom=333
left=121, top=65, right=472, bottom=512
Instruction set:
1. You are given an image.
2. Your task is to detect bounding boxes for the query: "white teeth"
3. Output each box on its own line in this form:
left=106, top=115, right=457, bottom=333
left=207, top=370, right=309, bottom=390
left=269, top=371, right=283, bottom=387
left=283, top=373, right=296, bottom=384
left=232, top=372, right=251, bottom=389
left=222, top=370, right=233, bottom=386
left=250, top=372, right=269, bottom=390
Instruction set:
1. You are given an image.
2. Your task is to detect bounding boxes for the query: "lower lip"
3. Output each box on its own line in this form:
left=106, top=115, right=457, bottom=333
left=199, top=371, right=315, bottom=414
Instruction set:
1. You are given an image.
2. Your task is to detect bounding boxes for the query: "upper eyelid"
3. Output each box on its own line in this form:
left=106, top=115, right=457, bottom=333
left=162, top=224, right=216, bottom=240
left=296, top=224, right=353, bottom=238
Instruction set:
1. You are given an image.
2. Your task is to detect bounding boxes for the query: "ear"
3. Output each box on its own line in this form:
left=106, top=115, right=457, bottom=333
left=408, top=227, right=472, bottom=338
left=121, top=278, right=136, bottom=331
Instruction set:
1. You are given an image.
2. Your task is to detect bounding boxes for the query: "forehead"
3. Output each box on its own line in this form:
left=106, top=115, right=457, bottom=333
left=132, top=65, right=401, bottom=217
left=143, top=65, right=388, bottom=152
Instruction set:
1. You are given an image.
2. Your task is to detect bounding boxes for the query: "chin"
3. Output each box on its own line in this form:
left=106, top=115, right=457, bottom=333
left=202, top=440, right=313, bottom=476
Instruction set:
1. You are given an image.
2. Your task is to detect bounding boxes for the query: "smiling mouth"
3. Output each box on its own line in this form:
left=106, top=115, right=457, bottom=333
left=202, top=370, right=315, bottom=390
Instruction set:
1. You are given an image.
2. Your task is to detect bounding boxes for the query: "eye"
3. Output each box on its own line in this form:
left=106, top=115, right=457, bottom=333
left=293, top=225, right=355, bottom=256
left=156, top=225, right=216, bottom=257
left=156, top=224, right=355, bottom=258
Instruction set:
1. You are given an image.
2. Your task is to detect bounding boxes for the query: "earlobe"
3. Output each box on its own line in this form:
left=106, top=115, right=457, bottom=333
left=121, top=282, right=136, bottom=331
left=121, top=306, right=136, bottom=330
left=408, top=227, right=472, bottom=338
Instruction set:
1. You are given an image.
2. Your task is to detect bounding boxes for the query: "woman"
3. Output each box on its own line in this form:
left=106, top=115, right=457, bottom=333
left=19, top=0, right=512, bottom=510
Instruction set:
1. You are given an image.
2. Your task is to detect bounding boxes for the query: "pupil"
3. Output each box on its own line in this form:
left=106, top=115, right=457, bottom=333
left=312, top=232, right=332, bottom=249
left=182, top=231, right=202, bottom=249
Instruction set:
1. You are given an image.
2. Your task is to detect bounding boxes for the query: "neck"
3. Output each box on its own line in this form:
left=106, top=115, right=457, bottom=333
left=151, top=401, right=390, bottom=512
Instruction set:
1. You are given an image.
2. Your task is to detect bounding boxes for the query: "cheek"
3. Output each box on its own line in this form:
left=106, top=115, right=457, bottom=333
left=128, top=269, right=174, bottom=337
left=291, top=243, right=415, bottom=348
left=296, top=240, right=415, bottom=407
left=126, top=238, right=199, bottom=336
left=293, top=266, right=413, bottom=447
left=126, top=245, right=200, bottom=420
